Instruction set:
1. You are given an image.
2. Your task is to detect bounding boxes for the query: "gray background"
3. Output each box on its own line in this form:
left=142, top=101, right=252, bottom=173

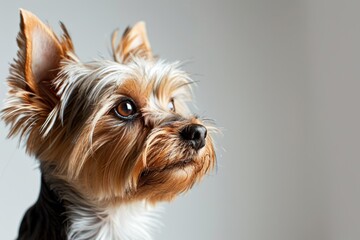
left=1, top=0, right=360, bottom=240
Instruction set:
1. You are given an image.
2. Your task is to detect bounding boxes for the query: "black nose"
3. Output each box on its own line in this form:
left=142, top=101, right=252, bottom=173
left=180, top=124, right=207, bottom=151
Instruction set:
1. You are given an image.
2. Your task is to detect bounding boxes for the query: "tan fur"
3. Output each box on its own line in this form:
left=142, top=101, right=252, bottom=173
left=112, top=21, right=153, bottom=63
left=1, top=10, right=216, bottom=210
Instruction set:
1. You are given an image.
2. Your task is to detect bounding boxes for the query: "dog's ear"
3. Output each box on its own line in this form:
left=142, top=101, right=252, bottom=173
left=17, top=9, right=73, bottom=102
left=112, top=22, right=153, bottom=63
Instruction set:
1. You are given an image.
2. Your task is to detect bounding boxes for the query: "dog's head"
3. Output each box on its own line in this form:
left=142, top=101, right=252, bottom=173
left=1, top=9, right=216, bottom=205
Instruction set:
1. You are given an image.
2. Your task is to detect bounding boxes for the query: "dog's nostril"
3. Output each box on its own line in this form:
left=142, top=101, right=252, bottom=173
left=194, top=131, right=200, bottom=140
left=180, top=124, right=207, bottom=150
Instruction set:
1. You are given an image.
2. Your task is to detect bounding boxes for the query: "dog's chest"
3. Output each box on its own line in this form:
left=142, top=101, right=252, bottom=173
left=67, top=201, right=161, bottom=240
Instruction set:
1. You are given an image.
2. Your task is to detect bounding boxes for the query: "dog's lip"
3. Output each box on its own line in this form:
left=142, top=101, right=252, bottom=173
left=165, top=158, right=195, bottom=170
left=140, top=158, right=195, bottom=177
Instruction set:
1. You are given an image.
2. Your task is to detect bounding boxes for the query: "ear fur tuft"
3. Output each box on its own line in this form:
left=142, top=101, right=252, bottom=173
left=112, top=21, right=153, bottom=63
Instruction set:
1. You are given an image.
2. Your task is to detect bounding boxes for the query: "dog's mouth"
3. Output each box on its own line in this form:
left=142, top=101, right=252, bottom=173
left=164, top=158, right=196, bottom=170
left=140, top=158, right=196, bottom=178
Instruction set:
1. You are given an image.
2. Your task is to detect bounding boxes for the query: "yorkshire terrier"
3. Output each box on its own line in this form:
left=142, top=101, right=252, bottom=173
left=1, top=9, right=216, bottom=240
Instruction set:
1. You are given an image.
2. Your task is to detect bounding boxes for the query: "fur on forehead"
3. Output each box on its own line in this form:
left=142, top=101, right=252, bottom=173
left=42, top=57, right=193, bottom=136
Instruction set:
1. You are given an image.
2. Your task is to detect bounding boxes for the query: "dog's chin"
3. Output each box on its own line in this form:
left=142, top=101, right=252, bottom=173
left=128, top=158, right=206, bottom=203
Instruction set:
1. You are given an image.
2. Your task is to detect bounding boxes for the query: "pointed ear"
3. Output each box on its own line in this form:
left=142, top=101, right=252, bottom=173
left=112, top=21, right=153, bottom=63
left=18, top=9, right=65, bottom=96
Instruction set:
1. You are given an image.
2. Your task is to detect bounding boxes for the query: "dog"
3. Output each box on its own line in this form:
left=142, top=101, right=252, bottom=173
left=1, top=9, right=216, bottom=240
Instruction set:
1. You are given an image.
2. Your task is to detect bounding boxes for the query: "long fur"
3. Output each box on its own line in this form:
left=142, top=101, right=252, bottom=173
left=1, top=9, right=216, bottom=240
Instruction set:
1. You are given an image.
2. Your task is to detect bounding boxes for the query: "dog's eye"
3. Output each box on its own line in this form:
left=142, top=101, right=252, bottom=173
left=168, top=99, right=175, bottom=112
left=114, top=99, right=137, bottom=119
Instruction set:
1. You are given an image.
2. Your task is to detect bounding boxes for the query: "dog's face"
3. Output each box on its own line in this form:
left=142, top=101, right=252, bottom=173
left=2, top=10, right=215, bottom=205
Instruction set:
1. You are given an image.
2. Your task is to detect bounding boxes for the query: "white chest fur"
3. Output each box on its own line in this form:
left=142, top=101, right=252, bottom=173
left=67, top=201, right=162, bottom=240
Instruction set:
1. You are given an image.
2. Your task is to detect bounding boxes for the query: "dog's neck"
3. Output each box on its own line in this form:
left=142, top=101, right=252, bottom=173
left=18, top=176, right=68, bottom=240
left=18, top=174, right=160, bottom=240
